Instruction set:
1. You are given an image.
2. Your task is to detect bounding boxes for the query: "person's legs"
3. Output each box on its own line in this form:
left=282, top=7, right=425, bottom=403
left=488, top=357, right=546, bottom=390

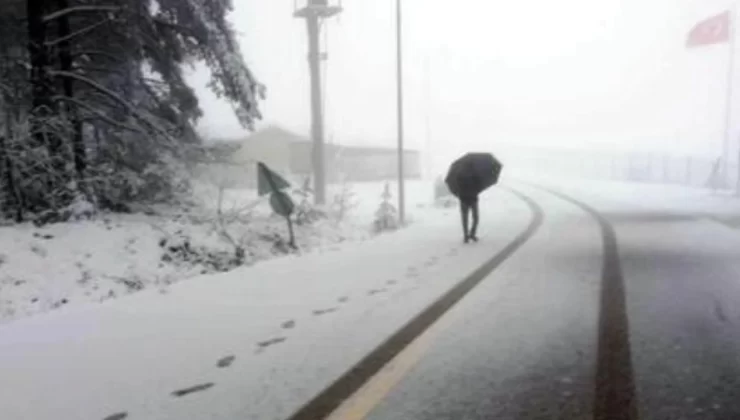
left=469, top=198, right=480, bottom=241
left=460, top=199, right=471, bottom=242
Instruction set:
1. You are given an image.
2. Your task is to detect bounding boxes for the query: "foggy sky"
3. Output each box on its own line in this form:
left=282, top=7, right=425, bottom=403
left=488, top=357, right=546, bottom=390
left=190, top=0, right=739, bottom=167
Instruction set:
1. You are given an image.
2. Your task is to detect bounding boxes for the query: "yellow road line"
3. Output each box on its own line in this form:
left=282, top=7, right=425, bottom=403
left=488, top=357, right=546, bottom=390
left=287, top=188, right=543, bottom=420
left=325, top=309, right=458, bottom=420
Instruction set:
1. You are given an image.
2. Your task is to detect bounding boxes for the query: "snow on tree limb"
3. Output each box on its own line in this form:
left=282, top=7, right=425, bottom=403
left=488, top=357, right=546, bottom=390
left=164, top=0, right=265, bottom=129
left=73, top=50, right=121, bottom=63
left=43, top=5, right=121, bottom=23
left=46, top=18, right=111, bottom=47
left=53, top=95, right=142, bottom=133
left=49, top=70, right=173, bottom=141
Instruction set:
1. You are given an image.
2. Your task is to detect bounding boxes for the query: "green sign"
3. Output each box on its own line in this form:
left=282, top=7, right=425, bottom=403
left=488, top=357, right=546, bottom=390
left=270, top=190, right=295, bottom=217
left=257, top=162, right=291, bottom=197
left=256, top=161, right=295, bottom=217
left=256, top=162, right=296, bottom=248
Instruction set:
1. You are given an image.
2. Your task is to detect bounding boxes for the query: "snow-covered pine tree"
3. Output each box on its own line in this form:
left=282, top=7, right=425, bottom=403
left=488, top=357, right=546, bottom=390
left=0, top=0, right=265, bottom=222
left=332, top=179, right=356, bottom=223
left=373, top=182, right=398, bottom=233
left=294, top=176, right=325, bottom=225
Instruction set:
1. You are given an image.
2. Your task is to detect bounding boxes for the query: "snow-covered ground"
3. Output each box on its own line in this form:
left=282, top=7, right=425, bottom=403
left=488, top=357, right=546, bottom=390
left=3, top=172, right=739, bottom=325
left=4, top=172, right=740, bottom=326
left=2, top=176, right=740, bottom=420
left=0, top=179, right=435, bottom=324
left=0, top=186, right=529, bottom=420
left=513, top=172, right=740, bottom=218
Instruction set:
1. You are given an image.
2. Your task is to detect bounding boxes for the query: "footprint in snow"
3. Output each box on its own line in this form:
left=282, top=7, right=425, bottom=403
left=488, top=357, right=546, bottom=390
left=103, top=412, right=128, bottom=420
left=216, top=355, right=236, bottom=368
left=172, top=382, right=215, bottom=397
left=367, top=288, right=387, bottom=296
left=313, top=307, right=338, bottom=316
left=714, top=299, right=729, bottom=324
left=257, top=337, right=287, bottom=350
left=386, top=279, right=397, bottom=286
left=337, top=296, right=349, bottom=303
left=30, top=245, right=47, bottom=257
left=281, top=319, right=296, bottom=329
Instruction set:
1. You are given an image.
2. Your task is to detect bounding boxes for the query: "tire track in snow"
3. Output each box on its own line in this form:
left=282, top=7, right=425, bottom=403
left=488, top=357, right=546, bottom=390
left=535, top=186, right=638, bottom=420
left=285, top=186, right=544, bottom=420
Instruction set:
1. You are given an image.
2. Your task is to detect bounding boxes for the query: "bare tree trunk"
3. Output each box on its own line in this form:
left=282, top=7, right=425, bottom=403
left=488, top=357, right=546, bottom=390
left=27, top=0, right=60, bottom=212
left=57, top=0, right=86, bottom=178
left=28, top=0, right=53, bottom=130
left=0, top=98, right=24, bottom=222
left=0, top=134, right=18, bottom=221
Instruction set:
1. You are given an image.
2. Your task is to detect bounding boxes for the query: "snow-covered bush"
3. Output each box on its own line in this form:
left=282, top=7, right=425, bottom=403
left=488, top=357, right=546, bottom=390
left=211, top=184, right=255, bottom=265
left=0, top=115, right=78, bottom=222
left=331, top=180, right=357, bottom=223
left=373, top=182, right=399, bottom=233
left=293, top=177, right=326, bottom=225
left=158, top=233, right=244, bottom=273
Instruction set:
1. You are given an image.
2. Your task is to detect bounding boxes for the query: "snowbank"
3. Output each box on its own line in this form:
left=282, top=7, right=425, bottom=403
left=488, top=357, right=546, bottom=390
left=0, top=187, right=530, bottom=420
left=0, top=180, right=433, bottom=324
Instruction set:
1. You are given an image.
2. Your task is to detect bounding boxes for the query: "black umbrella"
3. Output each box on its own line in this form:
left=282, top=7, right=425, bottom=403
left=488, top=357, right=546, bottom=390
left=445, top=152, right=503, bottom=199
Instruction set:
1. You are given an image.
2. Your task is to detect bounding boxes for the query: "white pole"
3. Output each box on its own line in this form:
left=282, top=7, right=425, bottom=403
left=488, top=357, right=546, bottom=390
left=306, top=13, right=327, bottom=204
left=723, top=5, right=736, bottom=189
left=396, top=0, right=405, bottom=223
left=423, top=55, right=432, bottom=179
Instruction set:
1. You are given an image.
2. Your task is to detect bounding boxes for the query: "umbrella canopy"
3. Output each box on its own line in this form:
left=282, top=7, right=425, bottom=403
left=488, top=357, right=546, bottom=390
left=445, top=152, right=503, bottom=199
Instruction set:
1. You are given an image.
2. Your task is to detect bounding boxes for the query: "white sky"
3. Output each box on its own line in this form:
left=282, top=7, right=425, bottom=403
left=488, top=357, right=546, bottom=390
left=191, top=0, right=740, bottom=164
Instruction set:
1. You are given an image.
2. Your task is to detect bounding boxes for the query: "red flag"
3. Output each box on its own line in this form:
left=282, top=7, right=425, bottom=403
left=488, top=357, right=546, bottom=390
left=687, top=11, right=731, bottom=47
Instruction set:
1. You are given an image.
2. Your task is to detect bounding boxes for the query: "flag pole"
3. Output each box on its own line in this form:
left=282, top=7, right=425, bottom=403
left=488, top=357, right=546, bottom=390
left=724, top=5, right=736, bottom=190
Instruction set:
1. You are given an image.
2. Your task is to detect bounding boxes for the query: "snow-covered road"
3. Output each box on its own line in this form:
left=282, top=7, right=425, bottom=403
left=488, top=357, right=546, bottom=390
left=3, top=179, right=740, bottom=420
left=347, top=182, right=740, bottom=420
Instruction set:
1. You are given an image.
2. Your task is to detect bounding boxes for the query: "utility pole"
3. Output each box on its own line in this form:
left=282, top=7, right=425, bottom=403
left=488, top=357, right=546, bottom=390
left=295, top=0, right=342, bottom=205
left=396, top=0, right=406, bottom=224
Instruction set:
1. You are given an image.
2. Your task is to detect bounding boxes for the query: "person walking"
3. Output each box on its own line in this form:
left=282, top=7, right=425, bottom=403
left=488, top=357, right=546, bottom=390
left=445, top=152, right=502, bottom=244
left=459, top=193, right=480, bottom=243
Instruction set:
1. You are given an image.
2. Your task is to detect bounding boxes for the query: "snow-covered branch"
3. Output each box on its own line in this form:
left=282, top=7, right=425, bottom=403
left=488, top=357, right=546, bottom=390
left=46, top=18, right=111, bottom=47
left=43, top=5, right=120, bottom=23
left=73, top=50, right=123, bottom=64
left=48, top=70, right=172, bottom=140
left=74, top=65, right=128, bottom=75
left=152, top=17, right=194, bottom=36
left=52, top=95, right=141, bottom=133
